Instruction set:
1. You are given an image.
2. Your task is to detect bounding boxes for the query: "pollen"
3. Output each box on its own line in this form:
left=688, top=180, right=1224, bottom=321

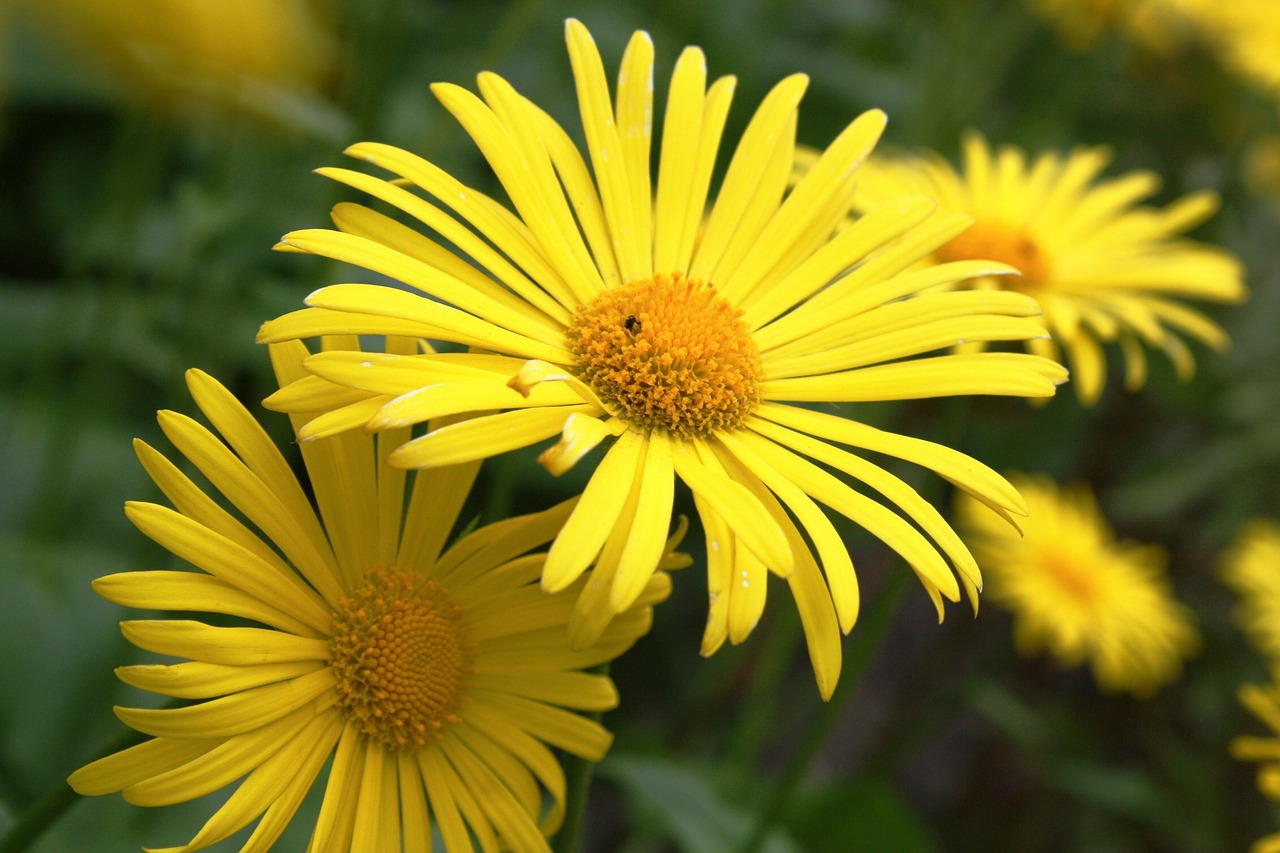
left=565, top=273, right=764, bottom=438
left=328, top=567, right=472, bottom=752
left=939, top=220, right=1052, bottom=289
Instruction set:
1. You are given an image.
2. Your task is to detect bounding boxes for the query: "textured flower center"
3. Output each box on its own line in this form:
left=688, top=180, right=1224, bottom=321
left=939, top=220, right=1051, bottom=289
left=329, top=567, right=472, bottom=752
left=565, top=273, right=763, bottom=438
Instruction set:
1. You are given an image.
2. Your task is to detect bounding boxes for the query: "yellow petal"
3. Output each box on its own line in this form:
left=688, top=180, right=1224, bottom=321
left=542, top=430, right=644, bottom=592
left=610, top=431, right=675, bottom=613
left=388, top=405, right=593, bottom=469
left=115, top=668, right=335, bottom=739
left=671, top=440, right=794, bottom=575
left=120, top=620, right=330, bottom=666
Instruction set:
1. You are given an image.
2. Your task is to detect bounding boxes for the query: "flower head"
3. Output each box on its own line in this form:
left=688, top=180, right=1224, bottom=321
left=1173, top=0, right=1280, bottom=104
left=1223, top=519, right=1280, bottom=671
left=850, top=131, right=1247, bottom=405
left=956, top=474, right=1199, bottom=696
left=259, top=20, right=1068, bottom=697
left=67, top=340, right=676, bottom=852
left=1027, top=0, right=1197, bottom=52
left=23, top=0, right=338, bottom=129
left=1232, top=682, right=1280, bottom=853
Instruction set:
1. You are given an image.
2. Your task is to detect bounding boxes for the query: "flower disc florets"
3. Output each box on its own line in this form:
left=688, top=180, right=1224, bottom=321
left=329, top=567, right=472, bottom=752
left=566, top=272, right=764, bottom=438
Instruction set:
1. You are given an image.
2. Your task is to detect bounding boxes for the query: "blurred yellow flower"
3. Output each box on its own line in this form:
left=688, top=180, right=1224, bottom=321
left=1232, top=683, right=1280, bottom=853
left=1223, top=519, right=1280, bottom=668
left=67, top=341, right=677, bottom=852
left=22, top=0, right=339, bottom=130
left=851, top=132, right=1247, bottom=405
left=957, top=474, right=1200, bottom=696
left=258, top=19, right=1069, bottom=698
left=1028, top=0, right=1195, bottom=53
left=1172, top=0, right=1280, bottom=104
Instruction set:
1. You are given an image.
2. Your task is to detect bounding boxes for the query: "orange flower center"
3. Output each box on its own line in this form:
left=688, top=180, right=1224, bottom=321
left=938, top=220, right=1051, bottom=289
left=565, top=272, right=763, bottom=438
left=1043, top=553, right=1098, bottom=605
left=329, top=567, right=472, bottom=752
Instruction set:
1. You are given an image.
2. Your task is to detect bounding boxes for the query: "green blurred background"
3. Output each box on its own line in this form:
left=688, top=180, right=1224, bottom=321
left=1, top=0, right=1277, bottom=849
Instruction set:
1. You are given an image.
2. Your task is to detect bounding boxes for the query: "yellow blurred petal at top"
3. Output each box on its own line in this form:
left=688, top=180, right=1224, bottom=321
left=19, top=0, right=342, bottom=133
left=258, top=18, right=1071, bottom=699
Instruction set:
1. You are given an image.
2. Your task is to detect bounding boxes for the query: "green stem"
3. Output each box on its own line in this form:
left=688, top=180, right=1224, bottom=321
left=736, top=568, right=911, bottom=853
left=725, top=606, right=804, bottom=777
left=553, top=663, right=609, bottom=853
left=0, top=725, right=146, bottom=853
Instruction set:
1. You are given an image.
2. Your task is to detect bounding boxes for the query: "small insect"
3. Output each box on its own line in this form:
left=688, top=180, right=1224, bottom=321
left=624, top=314, right=641, bottom=334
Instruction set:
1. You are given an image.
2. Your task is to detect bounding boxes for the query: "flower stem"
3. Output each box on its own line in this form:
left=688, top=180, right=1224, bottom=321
left=735, top=568, right=911, bottom=853
left=553, top=663, right=609, bottom=853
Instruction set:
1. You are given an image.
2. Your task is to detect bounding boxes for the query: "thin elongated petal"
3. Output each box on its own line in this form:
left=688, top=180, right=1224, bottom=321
left=670, top=441, right=793, bottom=575
left=119, top=620, right=330, bottom=666
left=115, top=668, right=334, bottom=739
left=763, top=352, right=1067, bottom=401
left=388, top=405, right=595, bottom=469
left=543, top=431, right=644, bottom=592
left=609, top=431, right=675, bottom=613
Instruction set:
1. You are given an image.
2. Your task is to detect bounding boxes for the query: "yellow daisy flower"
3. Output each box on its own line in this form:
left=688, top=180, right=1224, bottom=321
left=258, top=19, right=1068, bottom=697
left=1223, top=519, right=1280, bottom=668
left=1172, top=0, right=1280, bottom=103
left=67, top=339, right=677, bottom=852
left=1231, top=682, right=1280, bottom=853
left=1028, top=0, right=1193, bottom=53
left=850, top=131, right=1247, bottom=405
left=956, top=474, right=1199, bottom=696
left=22, top=0, right=337, bottom=126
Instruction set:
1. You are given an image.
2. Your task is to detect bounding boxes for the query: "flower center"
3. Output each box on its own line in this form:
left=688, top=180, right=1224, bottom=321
left=938, top=220, right=1051, bottom=289
left=328, top=567, right=472, bottom=752
left=565, top=273, right=763, bottom=438
left=1043, top=552, right=1098, bottom=605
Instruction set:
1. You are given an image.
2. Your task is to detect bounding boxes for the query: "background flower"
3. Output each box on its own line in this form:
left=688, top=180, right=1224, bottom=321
left=849, top=131, right=1247, bottom=405
left=957, top=473, right=1200, bottom=696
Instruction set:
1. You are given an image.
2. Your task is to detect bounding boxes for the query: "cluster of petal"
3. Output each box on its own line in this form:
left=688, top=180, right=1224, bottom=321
left=1223, top=519, right=1280, bottom=671
left=1027, top=0, right=1197, bottom=53
left=258, top=20, right=1068, bottom=698
left=1171, top=0, right=1280, bottom=103
left=66, top=339, right=676, bottom=853
left=22, top=0, right=337, bottom=125
left=847, top=131, right=1247, bottom=405
left=1232, top=683, right=1280, bottom=853
left=956, top=474, right=1199, bottom=696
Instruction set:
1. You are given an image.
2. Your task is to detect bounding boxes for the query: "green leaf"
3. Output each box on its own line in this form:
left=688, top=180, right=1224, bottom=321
left=789, top=777, right=941, bottom=853
left=600, top=754, right=801, bottom=853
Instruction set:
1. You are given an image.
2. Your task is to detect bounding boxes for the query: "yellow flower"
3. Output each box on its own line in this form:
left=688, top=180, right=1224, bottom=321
left=956, top=474, right=1199, bottom=696
left=1231, top=683, right=1280, bottom=853
left=258, top=19, right=1068, bottom=698
left=1172, top=0, right=1280, bottom=103
left=1028, top=0, right=1194, bottom=52
left=22, top=0, right=338, bottom=128
left=1223, top=519, right=1280, bottom=668
left=67, top=340, right=677, bottom=852
left=850, top=132, right=1247, bottom=405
